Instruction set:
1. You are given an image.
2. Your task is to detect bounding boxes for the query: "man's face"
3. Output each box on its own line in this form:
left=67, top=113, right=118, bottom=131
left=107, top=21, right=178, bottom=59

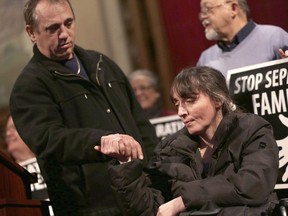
left=26, top=1, right=76, bottom=60
left=199, top=0, right=232, bottom=41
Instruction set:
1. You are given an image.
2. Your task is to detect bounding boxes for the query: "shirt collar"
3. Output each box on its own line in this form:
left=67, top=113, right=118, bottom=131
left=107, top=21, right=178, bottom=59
left=217, top=19, right=256, bottom=52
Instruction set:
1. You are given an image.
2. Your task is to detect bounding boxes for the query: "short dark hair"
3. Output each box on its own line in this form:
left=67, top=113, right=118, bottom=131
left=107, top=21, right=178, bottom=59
left=24, top=0, right=75, bottom=30
left=170, top=66, right=238, bottom=115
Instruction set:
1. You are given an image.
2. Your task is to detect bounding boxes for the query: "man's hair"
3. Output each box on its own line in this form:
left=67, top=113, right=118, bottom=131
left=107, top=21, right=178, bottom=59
left=237, top=0, right=250, bottom=17
left=24, top=0, right=75, bottom=30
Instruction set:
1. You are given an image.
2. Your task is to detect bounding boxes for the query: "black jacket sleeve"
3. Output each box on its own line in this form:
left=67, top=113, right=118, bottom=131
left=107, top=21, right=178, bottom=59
left=108, top=129, right=202, bottom=216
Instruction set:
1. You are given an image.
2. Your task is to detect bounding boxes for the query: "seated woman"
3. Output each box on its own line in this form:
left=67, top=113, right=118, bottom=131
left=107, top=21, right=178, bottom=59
left=96, top=66, right=279, bottom=216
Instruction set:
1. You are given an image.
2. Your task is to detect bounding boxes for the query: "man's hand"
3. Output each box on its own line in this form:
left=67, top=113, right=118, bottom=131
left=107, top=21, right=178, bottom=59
left=94, top=134, right=144, bottom=163
left=279, top=49, right=288, bottom=58
left=157, top=196, right=185, bottom=216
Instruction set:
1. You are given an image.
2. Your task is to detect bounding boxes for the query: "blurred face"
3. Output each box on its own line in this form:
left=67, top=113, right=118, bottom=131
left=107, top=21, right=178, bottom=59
left=5, top=116, right=34, bottom=163
left=199, top=0, right=233, bottom=41
left=26, top=0, right=75, bottom=60
left=130, top=75, right=160, bottom=110
left=172, top=91, right=223, bottom=140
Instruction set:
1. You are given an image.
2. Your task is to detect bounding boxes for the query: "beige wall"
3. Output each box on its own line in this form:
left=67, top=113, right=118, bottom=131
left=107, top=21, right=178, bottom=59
left=71, top=0, right=132, bottom=74
left=0, top=0, right=31, bottom=106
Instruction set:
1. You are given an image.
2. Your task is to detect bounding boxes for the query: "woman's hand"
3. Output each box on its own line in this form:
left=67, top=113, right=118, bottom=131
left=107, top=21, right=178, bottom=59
left=157, top=196, right=186, bottom=216
left=95, top=134, right=143, bottom=163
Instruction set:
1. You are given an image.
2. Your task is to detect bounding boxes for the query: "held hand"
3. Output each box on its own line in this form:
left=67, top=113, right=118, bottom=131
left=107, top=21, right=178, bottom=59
left=94, top=134, right=144, bottom=163
left=157, top=196, right=185, bottom=216
left=279, top=49, right=288, bottom=58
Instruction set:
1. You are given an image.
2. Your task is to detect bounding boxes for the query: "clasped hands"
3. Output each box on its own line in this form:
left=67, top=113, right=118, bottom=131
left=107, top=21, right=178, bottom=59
left=95, top=134, right=144, bottom=163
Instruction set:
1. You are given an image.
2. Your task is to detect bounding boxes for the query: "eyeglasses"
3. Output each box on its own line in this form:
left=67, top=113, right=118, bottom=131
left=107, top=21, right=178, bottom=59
left=199, top=1, right=232, bottom=18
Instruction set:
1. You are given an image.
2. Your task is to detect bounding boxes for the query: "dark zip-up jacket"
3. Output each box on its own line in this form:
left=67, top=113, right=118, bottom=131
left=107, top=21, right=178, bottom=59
left=10, top=44, right=158, bottom=216
left=108, top=112, right=279, bottom=216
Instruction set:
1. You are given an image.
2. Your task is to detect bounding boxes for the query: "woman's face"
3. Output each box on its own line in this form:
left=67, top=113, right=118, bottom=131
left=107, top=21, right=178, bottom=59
left=130, top=75, right=160, bottom=110
left=173, top=91, right=223, bottom=139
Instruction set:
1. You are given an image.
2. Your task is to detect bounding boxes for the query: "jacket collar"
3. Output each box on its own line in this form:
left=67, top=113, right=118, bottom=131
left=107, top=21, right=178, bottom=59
left=178, top=113, right=240, bottom=151
left=211, top=112, right=240, bottom=150
left=32, top=44, right=99, bottom=75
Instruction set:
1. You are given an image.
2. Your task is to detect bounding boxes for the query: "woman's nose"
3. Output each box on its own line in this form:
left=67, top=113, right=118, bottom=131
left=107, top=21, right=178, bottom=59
left=178, top=105, right=187, bottom=117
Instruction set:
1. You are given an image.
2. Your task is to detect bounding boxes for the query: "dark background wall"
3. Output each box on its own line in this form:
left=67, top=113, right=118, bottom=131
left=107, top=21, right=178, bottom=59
left=159, top=0, right=288, bottom=75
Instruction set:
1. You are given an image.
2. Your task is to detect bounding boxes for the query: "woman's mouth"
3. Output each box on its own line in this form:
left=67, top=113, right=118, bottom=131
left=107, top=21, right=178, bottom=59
left=184, top=120, right=194, bottom=127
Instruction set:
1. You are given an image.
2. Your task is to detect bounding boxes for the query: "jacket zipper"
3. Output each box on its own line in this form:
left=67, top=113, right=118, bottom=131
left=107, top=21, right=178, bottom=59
left=96, top=54, right=103, bottom=86
left=53, top=71, right=90, bottom=100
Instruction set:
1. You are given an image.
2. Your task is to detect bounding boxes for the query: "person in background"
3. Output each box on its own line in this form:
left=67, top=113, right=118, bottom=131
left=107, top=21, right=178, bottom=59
left=4, top=112, right=54, bottom=215
left=96, top=66, right=279, bottom=216
left=9, top=0, right=158, bottom=215
left=5, top=114, right=35, bottom=163
left=128, top=69, right=176, bottom=119
left=197, top=0, right=288, bottom=78
left=0, top=106, right=10, bottom=157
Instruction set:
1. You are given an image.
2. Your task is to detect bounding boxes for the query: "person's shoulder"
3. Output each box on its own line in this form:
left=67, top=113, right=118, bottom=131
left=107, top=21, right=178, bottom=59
left=76, top=45, right=116, bottom=60
left=201, top=44, right=219, bottom=54
left=74, top=45, right=104, bottom=60
left=255, top=23, right=287, bottom=34
left=78, top=45, right=124, bottom=68
left=159, top=127, right=189, bottom=145
left=152, top=127, right=192, bottom=155
left=75, top=45, right=125, bottom=72
left=197, top=44, right=221, bottom=65
left=15, top=58, right=44, bottom=82
left=236, top=112, right=271, bottom=128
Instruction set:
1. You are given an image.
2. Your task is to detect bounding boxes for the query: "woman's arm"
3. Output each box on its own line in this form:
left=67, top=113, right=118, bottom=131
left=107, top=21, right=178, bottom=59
left=108, top=160, right=165, bottom=216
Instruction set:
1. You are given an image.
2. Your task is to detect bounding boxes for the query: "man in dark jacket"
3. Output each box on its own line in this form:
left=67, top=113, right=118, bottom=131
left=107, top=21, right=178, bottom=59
left=9, top=0, right=158, bottom=215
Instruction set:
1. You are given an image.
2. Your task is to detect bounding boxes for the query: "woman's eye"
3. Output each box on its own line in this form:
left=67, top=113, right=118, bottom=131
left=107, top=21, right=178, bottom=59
left=185, top=99, right=194, bottom=104
left=173, top=100, right=179, bottom=108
